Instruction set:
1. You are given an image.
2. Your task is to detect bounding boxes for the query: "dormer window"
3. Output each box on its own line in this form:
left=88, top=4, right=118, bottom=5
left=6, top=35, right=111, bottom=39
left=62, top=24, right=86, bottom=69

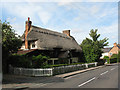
left=32, top=44, right=35, bottom=48
left=30, top=41, right=37, bottom=49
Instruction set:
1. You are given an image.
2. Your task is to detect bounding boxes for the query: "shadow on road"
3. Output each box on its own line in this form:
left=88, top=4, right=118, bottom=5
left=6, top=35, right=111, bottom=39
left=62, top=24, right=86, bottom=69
left=2, top=74, right=64, bottom=84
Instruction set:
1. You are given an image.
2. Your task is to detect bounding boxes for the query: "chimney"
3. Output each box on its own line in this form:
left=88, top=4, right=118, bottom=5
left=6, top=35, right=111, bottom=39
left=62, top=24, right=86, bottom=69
left=25, top=17, right=32, bottom=49
left=114, top=42, right=117, bottom=47
left=63, top=30, right=70, bottom=37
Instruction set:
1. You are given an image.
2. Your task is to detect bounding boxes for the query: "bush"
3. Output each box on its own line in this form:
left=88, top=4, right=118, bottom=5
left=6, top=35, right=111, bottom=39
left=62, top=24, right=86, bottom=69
left=8, top=54, right=49, bottom=68
left=110, top=58, right=117, bottom=63
left=110, top=54, right=118, bottom=63
left=8, top=54, right=32, bottom=68
left=32, top=54, right=49, bottom=68
left=103, top=56, right=109, bottom=64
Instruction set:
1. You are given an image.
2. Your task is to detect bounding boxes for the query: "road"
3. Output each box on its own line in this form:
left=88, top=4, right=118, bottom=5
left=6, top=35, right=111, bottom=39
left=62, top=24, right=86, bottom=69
left=37, top=64, right=118, bottom=88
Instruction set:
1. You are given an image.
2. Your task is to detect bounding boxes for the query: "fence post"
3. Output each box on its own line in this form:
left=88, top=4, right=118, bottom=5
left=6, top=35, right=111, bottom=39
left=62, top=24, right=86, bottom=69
left=95, top=62, right=97, bottom=67
left=51, top=68, right=53, bottom=76
left=85, top=63, right=88, bottom=68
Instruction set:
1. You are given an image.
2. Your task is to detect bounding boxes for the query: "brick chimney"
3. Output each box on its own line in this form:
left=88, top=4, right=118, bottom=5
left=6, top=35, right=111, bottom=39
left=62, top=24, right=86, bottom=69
left=63, top=30, right=70, bottom=37
left=25, top=17, right=32, bottom=49
left=114, top=42, right=117, bottom=47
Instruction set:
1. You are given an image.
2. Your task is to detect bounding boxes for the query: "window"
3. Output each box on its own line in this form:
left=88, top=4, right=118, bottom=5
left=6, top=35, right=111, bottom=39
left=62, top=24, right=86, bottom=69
left=32, top=44, right=35, bottom=48
left=110, top=52, right=112, bottom=56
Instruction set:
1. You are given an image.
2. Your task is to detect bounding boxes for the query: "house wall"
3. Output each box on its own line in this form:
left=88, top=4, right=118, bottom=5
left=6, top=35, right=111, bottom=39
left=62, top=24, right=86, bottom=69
left=100, top=52, right=109, bottom=59
left=108, top=46, right=119, bottom=57
left=21, top=43, right=25, bottom=49
left=20, top=41, right=37, bottom=50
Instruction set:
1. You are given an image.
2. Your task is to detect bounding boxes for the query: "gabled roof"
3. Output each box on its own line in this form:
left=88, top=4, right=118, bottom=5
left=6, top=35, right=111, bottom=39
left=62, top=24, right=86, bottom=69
left=102, top=47, right=112, bottom=53
left=21, top=25, right=82, bottom=51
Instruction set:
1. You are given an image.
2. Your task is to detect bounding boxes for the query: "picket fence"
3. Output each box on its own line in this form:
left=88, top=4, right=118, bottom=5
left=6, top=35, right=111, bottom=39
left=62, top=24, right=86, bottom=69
left=9, top=62, right=97, bottom=76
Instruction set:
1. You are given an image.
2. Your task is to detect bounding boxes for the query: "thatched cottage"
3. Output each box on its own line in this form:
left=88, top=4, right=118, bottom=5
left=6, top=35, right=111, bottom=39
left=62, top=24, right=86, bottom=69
left=19, top=18, right=82, bottom=64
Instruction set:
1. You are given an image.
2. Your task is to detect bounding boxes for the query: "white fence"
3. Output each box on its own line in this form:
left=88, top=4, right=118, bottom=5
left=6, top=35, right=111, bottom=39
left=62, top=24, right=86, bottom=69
left=9, top=66, right=52, bottom=76
left=9, top=62, right=97, bottom=76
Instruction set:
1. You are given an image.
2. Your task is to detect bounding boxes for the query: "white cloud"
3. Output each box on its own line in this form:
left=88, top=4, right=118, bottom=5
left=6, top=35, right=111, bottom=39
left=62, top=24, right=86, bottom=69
left=98, top=23, right=118, bottom=34
left=7, top=17, right=16, bottom=22
left=90, top=5, right=100, bottom=15
left=2, top=1, right=118, bottom=46
left=3, top=2, right=54, bottom=25
left=38, top=11, right=52, bottom=25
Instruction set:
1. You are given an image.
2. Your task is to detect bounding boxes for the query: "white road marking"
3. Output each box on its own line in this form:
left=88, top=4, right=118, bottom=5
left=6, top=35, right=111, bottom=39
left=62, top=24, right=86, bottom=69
left=78, top=77, right=96, bottom=87
left=111, top=68, right=115, bottom=71
left=100, top=71, right=108, bottom=76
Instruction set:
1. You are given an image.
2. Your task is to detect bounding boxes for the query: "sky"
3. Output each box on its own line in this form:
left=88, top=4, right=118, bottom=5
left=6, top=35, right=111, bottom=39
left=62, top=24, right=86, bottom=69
left=1, top=0, right=119, bottom=47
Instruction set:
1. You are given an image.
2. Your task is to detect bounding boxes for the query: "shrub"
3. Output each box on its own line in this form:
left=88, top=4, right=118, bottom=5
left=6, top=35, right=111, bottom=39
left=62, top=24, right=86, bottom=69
left=8, top=54, right=32, bottom=68
left=110, top=54, right=118, bottom=63
left=103, top=56, right=109, bottom=64
left=8, top=54, right=49, bottom=68
left=32, top=54, right=49, bottom=68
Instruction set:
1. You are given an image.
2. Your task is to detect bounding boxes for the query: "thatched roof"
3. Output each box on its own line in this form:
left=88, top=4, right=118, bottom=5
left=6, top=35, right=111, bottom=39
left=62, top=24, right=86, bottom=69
left=21, top=25, right=82, bottom=52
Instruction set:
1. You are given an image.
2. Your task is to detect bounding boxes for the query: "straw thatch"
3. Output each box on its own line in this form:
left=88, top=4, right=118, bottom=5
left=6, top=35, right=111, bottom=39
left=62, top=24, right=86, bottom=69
left=21, top=25, right=82, bottom=52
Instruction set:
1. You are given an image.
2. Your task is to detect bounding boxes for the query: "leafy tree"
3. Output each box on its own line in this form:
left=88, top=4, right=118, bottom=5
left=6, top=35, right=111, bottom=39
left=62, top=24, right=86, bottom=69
left=80, top=29, right=108, bottom=63
left=2, top=21, right=22, bottom=73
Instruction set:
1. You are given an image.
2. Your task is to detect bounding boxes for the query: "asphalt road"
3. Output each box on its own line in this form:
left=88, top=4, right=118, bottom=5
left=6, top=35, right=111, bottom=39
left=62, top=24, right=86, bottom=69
left=38, top=64, right=118, bottom=88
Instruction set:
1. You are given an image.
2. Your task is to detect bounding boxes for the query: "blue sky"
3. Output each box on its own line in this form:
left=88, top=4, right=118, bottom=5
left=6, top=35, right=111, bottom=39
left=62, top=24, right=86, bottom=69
left=1, top=0, right=119, bottom=47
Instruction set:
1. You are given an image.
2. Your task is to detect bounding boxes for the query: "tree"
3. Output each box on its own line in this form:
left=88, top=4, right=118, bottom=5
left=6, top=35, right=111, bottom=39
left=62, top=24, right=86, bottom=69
left=80, top=29, right=108, bottom=63
left=2, top=21, right=22, bottom=73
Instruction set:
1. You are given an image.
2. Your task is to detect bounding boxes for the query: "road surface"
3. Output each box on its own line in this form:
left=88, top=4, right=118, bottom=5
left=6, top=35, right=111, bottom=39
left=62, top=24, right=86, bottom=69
left=35, top=64, right=118, bottom=88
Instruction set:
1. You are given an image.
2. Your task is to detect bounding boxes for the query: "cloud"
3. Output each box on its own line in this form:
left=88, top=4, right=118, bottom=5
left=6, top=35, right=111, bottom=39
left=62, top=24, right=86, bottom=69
left=38, top=11, right=52, bottom=25
left=98, top=23, right=118, bottom=34
left=7, top=17, right=16, bottom=22
left=3, top=2, right=54, bottom=25
left=2, top=1, right=118, bottom=46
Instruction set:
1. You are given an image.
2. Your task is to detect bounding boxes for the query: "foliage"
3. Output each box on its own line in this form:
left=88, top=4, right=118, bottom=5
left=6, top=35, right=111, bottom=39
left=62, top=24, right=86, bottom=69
left=32, top=54, right=49, bottom=68
left=110, top=54, right=118, bottom=63
left=9, top=54, right=49, bottom=68
left=80, top=29, right=108, bottom=63
left=2, top=20, right=22, bottom=73
left=42, top=62, right=95, bottom=68
left=110, top=54, right=117, bottom=59
left=103, top=56, right=109, bottom=64
left=8, top=54, right=32, bottom=68
left=2, top=21, right=22, bottom=57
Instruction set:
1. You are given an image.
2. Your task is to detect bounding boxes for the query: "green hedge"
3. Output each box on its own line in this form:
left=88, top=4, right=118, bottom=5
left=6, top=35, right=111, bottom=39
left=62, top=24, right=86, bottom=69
left=8, top=54, right=49, bottom=68
left=110, top=58, right=117, bottom=63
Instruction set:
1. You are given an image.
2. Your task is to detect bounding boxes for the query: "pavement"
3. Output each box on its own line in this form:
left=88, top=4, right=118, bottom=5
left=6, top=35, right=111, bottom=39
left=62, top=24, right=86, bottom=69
left=2, top=63, right=119, bottom=89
